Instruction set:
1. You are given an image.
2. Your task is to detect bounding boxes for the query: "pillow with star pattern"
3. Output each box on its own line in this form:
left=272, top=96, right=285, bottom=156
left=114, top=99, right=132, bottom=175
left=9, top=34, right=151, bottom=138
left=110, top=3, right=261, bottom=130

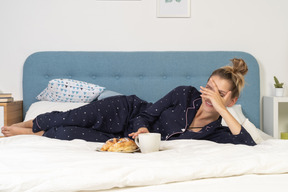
left=36, top=79, right=105, bottom=103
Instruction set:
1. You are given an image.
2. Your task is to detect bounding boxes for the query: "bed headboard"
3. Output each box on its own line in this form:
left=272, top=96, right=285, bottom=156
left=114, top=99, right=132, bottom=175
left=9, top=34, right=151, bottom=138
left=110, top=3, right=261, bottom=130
left=23, top=51, right=260, bottom=128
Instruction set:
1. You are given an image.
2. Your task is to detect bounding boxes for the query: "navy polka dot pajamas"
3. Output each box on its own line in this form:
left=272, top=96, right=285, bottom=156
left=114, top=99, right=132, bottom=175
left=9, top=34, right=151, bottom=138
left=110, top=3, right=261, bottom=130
left=32, top=86, right=256, bottom=146
left=33, top=95, right=150, bottom=142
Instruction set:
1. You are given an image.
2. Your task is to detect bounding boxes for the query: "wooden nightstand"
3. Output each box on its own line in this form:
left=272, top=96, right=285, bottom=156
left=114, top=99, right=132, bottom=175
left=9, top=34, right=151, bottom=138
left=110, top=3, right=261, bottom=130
left=263, top=96, right=288, bottom=139
left=0, top=101, right=23, bottom=137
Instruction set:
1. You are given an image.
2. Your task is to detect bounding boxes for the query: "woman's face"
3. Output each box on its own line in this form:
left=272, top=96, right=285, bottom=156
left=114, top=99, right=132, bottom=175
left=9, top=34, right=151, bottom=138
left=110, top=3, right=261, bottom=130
left=202, top=75, right=237, bottom=112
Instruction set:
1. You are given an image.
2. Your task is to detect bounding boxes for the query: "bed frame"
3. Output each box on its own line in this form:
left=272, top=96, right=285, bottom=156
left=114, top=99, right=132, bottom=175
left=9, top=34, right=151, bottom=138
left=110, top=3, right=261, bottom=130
left=23, top=51, right=260, bottom=128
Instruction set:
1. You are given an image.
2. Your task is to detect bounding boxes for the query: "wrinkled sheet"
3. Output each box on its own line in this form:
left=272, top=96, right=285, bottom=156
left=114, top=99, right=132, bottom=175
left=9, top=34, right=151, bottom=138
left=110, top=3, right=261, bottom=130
left=0, top=135, right=288, bottom=192
left=99, top=174, right=288, bottom=192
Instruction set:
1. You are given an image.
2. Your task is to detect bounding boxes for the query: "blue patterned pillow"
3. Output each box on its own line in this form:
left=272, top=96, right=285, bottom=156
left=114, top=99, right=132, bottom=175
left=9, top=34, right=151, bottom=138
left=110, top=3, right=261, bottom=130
left=36, top=79, right=105, bottom=103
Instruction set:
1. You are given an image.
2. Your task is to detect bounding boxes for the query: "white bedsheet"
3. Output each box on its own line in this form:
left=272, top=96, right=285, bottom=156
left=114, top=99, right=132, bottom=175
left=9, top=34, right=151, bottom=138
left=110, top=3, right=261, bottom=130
left=0, top=135, right=288, bottom=192
left=99, top=174, right=288, bottom=192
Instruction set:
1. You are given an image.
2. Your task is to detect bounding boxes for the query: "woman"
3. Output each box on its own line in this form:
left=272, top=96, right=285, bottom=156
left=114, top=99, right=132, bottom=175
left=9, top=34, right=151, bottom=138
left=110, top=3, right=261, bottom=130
left=1, top=58, right=256, bottom=146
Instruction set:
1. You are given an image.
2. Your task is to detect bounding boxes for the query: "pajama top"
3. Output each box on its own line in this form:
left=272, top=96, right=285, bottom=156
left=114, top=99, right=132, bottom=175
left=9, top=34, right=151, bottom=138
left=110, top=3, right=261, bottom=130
left=33, top=86, right=256, bottom=146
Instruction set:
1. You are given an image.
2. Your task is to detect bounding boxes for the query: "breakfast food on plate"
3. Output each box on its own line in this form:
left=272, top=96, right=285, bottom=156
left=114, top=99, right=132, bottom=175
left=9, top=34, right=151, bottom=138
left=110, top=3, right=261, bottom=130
left=101, top=138, right=138, bottom=152
left=100, top=138, right=118, bottom=151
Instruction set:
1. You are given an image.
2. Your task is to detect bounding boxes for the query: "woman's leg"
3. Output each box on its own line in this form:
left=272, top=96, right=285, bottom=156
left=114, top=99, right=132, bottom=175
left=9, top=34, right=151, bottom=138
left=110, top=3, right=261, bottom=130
left=1, top=120, right=44, bottom=137
left=43, top=125, right=120, bottom=142
left=34, top=95, right=148, bottom=141
left=10, top=120, right=33, bottom=128
left=33, top=96, right=131, bottom=134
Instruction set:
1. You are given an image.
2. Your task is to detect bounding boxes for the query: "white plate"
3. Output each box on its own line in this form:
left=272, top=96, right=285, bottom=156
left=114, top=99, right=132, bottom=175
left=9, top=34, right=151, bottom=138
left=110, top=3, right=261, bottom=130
left=95, top=147, right=140, bottom=153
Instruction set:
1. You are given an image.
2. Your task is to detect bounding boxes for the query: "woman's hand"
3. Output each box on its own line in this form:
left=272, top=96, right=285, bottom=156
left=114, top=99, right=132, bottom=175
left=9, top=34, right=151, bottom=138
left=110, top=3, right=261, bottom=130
left=128, top=127, right=149, bottom=139
left=200, top=78, right=231, bottom=114
left=200, top=77, right=241, bottom=135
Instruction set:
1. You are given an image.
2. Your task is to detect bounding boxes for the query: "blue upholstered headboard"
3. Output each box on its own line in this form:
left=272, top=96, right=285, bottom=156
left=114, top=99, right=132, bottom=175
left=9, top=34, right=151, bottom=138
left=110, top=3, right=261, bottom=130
left=23, top=51, right=260, bottom=128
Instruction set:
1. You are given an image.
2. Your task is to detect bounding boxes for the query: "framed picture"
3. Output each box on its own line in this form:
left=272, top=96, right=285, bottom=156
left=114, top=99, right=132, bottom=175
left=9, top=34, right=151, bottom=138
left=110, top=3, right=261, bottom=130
left=97, top=0, right=140, bottom=1
left=157, top=0, right=191, bottom=18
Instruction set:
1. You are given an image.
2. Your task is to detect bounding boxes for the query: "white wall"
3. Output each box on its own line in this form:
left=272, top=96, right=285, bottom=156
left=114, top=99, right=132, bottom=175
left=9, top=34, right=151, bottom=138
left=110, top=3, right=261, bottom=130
left=0, top=0, right=287, bottom=100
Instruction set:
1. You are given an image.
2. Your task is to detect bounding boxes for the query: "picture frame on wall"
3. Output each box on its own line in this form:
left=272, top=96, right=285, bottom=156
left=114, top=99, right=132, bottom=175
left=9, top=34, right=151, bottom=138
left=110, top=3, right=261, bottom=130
left=97, top=0, right=140, bottom=1
left=157, top=0, right=191, bottom=18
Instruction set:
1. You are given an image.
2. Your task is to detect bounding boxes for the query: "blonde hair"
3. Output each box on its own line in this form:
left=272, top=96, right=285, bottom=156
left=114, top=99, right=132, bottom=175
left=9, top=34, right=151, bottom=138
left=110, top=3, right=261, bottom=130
left=210, top=58, right=248, bottom=98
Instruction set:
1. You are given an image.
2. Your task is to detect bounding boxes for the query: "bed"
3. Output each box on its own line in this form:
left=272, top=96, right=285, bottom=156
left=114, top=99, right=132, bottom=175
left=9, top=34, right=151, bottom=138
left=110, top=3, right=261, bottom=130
left=1, top=51, right=288, bottom=192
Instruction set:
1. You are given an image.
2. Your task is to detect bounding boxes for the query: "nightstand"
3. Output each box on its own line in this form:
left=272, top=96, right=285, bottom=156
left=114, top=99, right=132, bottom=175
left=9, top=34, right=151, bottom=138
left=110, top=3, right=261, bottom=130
left=0, top=101, right=23, bottom=137
left=263, top=96, right=288, bottom=139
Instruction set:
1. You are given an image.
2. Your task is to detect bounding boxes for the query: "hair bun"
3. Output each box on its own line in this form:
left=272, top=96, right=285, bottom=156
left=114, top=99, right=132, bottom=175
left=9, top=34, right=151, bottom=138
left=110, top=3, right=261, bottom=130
left=230, top=58, right=248, bottom=76
left=210, top=58, right=248, bottom=98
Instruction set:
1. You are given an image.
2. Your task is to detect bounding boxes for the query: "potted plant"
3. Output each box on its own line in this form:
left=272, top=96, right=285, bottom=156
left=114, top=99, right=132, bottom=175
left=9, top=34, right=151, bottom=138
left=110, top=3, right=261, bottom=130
left=274, top=76, right=284, bottom=96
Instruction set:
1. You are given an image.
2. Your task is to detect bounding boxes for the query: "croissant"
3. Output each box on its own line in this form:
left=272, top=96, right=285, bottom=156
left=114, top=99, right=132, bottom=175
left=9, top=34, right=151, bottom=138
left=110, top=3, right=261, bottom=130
left=101, top=138, right=138, bottom=152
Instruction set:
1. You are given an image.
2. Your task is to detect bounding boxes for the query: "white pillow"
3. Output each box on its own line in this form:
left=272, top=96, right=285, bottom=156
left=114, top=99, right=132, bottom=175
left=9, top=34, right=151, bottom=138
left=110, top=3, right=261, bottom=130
left=241, top=118, right=264, bottom=144
left=221, top=105, right=246, bottom=126
left=36, top=79, right=105, bottom=103
left=221, top=104, right=263, bottom=144
left=257, top=129, right=273, bottom=141
left=24, top=101, right=87, bottom=121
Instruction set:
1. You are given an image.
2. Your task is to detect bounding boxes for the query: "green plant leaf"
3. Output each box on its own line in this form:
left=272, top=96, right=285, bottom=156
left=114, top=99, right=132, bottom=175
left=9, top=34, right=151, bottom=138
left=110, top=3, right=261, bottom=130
left=274, top=76, right=284, bottom=88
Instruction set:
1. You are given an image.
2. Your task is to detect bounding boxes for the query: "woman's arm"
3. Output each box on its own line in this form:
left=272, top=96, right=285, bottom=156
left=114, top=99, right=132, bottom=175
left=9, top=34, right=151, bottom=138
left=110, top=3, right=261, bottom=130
left=200, top=78, right=241, bottom=135
left=216, top=107, right=241, bottom=135
left=130, top=86, right=186, bottom=133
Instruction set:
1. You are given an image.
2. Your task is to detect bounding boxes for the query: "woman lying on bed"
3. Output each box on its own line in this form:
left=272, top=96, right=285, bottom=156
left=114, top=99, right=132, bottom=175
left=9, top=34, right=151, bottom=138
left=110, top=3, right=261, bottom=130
left=1, top=58, right=256, bottom=146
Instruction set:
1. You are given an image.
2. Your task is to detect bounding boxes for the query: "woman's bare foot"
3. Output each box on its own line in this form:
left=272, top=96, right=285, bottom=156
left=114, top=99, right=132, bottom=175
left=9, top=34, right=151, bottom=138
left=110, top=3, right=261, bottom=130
left=1, top=126, right=43, bottom=137
left=11, top=120, right=33, bottom=128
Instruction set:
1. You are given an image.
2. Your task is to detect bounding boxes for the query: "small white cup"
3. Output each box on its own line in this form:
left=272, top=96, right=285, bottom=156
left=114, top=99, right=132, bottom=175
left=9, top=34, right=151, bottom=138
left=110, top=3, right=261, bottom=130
left=135, top=133, right=161, bottom=153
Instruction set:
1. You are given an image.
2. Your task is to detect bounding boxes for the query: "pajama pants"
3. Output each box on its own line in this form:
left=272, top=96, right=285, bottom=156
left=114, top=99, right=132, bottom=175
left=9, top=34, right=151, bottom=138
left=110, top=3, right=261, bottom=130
left=32, top=95, right=150, bottom=142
